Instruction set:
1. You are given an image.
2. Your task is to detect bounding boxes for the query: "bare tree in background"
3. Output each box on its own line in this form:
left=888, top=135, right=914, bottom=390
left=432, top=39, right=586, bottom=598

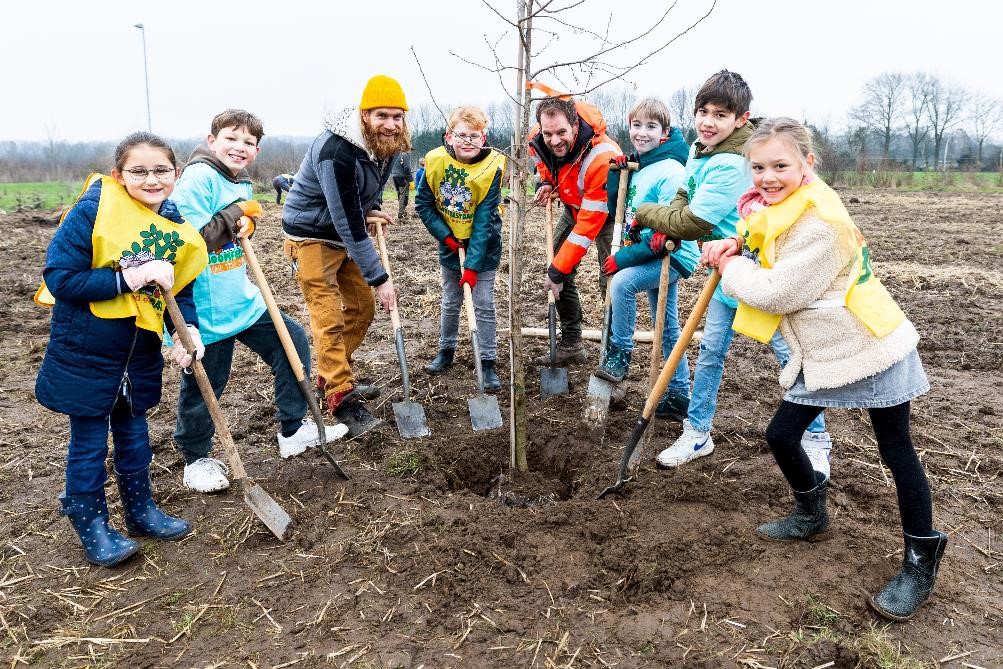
left=448, top=0, right=717, bottom=470
left=587, top=84, right=637, bottom=148
left=968, top=91, right=1001, bottom=168
left=851, top=72, right=905, bottom=163
left=925, top=76, right=968, bottom=172
left=669, top=85, right=697, bottom=143
left=905, top=73, right=931, bottom=170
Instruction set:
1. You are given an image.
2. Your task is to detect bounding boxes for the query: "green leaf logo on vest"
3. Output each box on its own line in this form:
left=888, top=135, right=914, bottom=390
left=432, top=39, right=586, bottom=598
left=857, top=244, right=873, bottom=285
left=123, top=223, right=187, bottom=263
left=440, top=164, right=472, bottom=214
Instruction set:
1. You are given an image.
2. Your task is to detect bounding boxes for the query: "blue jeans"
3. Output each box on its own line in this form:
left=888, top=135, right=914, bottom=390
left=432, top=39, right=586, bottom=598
left=439, top=266, right=498, bottom=361
left=66, top=399, right=151, bottom=495
left=608, top=259, right=689, bottom=395
left=689, top=297, right=827, bottom=434
left=174, top=310, right=309, bottom=464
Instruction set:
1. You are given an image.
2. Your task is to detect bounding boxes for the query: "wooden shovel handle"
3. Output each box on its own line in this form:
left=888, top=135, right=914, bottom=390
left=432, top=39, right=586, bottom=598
left=642, top=270, right=720, bottom=420
left=163, top=291, right=248, bottom=481
left=371, top=218, right=403, bottom=331
left=458, top=248, right=477, bottom=330
left=239, top=237, right=305, bottom=382
left=648, top=255, right=671, bottom=391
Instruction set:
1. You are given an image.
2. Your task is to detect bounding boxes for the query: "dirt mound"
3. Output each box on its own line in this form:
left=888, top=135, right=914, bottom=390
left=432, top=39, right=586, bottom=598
left=1, top=191, right=1001, bottom=667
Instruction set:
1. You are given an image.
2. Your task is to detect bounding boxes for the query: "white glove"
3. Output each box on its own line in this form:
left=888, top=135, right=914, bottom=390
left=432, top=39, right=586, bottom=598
left=122, top=259, right=174, bottom=291
left=170, top=325, right=204, bottom=369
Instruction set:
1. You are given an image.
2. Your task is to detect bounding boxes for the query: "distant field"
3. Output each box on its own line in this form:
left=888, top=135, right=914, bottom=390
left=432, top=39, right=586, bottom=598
left=0, top=181, right=82, bottom=210
left=827, top=170, right=1003, bottom=191
left=3, top=170, right=1001, bottom=211
left=0, top=181, right=282, bottom=210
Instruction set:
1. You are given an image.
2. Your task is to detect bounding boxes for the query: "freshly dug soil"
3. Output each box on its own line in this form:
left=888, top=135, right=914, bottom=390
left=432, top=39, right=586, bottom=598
left=1, top=189, right=1001, bottom=668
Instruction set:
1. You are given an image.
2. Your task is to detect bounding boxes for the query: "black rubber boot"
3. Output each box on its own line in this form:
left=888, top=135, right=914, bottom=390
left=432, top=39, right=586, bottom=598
left=481, top=359, right=501, bottom=393
left=869, top=531, right=948, bottom=621
left=117, top=468, right=191, bottom=540
left=334, top=396, right=386, bottom=437
left=756, top=472, right=830, bottom=541
left=425, top=348, right=455, bottom=375
left=60, top=491, right=140, bottom=567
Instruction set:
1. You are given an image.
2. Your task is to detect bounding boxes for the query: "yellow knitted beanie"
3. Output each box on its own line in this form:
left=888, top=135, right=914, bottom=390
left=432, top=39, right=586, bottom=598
left=359, top=75, right=408, bottom=111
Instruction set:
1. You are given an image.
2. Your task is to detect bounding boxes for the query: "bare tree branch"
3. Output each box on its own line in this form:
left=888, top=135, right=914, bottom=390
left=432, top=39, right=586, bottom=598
left=410, top=46, right=449, bottom=127
left=528, top=0, right=682, bottom=80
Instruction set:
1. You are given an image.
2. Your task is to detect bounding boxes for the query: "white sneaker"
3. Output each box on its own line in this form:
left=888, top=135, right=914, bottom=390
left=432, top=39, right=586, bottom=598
left=277, top=419, right=349, bottom=459
left=802, top=431, right=832, bottom=480
left=183, top=457, right=230, bottom=493
left=655, top=419, right=715, bottom=469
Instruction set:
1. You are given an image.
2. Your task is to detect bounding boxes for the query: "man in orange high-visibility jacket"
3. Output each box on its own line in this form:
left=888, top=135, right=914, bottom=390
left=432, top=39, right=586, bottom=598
left=529, top=96, right=622, bottom=364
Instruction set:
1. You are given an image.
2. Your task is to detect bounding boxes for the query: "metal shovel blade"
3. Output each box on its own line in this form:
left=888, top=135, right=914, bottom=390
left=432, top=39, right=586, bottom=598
left=598, top=416, right=650, bottom=499
left=583, top=374, right=614, bottom=427
left=541, top=366, right=569, bottom=400
left=468, top=394, right=503, bottom=431
left=242, top=481, right=294, bottom=540
left=392, top=400, right=431, bottom=439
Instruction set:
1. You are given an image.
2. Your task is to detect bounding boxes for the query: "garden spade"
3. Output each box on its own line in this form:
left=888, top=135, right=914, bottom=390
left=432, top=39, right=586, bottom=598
left=459, top=248, right=503, bottom=431
left=164, top=292, right=293, bottom=540
left=598, top=270, right=720, bottom=499
left=373, top=220, right=431, bottom=439
left=583, top=162, right=636, bottom=427
left=239, top=236, right=350, bottom=478
left=540, top=198, right=568, bottom=399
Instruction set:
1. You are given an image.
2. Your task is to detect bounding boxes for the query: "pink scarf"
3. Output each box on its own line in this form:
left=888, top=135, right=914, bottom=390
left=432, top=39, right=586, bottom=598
left=737, top=174, right=813, bottom=219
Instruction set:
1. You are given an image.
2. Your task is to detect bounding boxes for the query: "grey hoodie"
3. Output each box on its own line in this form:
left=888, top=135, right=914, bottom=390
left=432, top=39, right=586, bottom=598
left=282, top=108, right=391, bottom=286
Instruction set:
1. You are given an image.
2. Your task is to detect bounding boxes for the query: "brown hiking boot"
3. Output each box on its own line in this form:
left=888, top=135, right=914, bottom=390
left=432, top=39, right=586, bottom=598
left=532, top=342, right=587, bottom=366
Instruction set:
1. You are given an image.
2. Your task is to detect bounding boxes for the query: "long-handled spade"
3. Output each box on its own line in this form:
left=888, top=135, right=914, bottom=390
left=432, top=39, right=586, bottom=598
left=540, top=198, right=569, bottom=399
left=598, top=270, right=720, bottom=499
left=583, top=162, right=636, bottom=427
left=373, top=220, right=431, bottom=439
left=458, top=248, right=504, bottom=431
left=238, top=237, right=350, bottom=478
left=163, top=292, right=293, bottom=540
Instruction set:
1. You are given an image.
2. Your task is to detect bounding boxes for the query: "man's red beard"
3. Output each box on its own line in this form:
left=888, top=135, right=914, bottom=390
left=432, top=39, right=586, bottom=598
left=361, top=113, right=413, bottom=160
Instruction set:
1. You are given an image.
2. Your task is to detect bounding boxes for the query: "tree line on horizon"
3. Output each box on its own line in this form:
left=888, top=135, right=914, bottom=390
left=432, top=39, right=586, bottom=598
left=1, top=71, right=999, bottom=186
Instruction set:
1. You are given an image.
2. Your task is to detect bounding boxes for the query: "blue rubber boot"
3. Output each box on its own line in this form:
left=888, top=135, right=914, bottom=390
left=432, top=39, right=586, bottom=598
left=116, top=468, right=191, bottom=540
left=60, top=491, right=139, bottom=567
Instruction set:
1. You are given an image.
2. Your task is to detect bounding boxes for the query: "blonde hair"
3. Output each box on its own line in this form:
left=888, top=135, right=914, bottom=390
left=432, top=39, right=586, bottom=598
left=744, top=117, right=816, bottom=167
left=447, top=106, right=489, bottom=132
left=628, top=97, right=671, bottom=130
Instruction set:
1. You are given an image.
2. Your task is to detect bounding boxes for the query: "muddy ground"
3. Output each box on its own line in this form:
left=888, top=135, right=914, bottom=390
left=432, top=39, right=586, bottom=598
left=1, top=189, right=1001, bottom=668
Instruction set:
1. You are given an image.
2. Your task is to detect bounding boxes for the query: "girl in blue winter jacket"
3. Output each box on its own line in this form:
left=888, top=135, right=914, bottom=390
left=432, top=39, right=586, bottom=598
left=35, top=132, right=209, bottom=567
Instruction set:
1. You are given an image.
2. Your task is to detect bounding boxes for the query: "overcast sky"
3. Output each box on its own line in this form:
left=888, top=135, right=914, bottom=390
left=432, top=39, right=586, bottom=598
left=3, top=0, right=1002, bottom=143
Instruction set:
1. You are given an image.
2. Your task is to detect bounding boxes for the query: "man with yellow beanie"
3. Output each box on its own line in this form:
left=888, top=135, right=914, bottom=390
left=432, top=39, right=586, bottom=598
left=282, top=75, right=412, bottom=436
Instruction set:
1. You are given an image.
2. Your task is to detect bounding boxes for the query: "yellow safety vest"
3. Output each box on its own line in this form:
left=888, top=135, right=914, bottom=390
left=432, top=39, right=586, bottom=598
left=732, top=179, right=904, bottom=343
left=35, top=174, right=208, bottom=333
left=423, top=147, right=506, bottom=240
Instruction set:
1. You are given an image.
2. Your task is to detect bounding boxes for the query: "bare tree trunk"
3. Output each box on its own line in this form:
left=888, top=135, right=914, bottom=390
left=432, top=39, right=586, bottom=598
left=507, top=0, right=532, bottom=472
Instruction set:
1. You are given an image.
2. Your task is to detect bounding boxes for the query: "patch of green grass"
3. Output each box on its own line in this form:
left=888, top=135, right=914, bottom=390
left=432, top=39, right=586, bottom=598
left=855, top=623, right=931, bottom=669
left=386, top=448, right=423, bottom=478
left=827, top=170, right=1003, bottom=192
left=173, top=610, right=198, bottom=634
left=805, top=594, right=841, bottom=628
left=0, top=182, right=83, bottom=210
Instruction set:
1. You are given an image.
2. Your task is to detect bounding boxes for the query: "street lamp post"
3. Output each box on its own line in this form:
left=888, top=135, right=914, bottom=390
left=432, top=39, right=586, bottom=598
left=134, top=23, right=152, bottom=131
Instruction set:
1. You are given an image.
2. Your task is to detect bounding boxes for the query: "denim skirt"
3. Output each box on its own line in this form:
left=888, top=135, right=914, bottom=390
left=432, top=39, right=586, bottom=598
left=784, top=349, right=929, bottom=409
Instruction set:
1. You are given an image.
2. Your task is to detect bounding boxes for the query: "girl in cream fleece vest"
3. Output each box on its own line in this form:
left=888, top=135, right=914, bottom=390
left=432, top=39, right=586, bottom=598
left=702, top=118, right=945, bottom=622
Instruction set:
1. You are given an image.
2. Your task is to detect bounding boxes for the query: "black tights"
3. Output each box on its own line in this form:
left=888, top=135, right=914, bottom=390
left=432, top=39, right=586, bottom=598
left=765, top=401, right=933, bottom=536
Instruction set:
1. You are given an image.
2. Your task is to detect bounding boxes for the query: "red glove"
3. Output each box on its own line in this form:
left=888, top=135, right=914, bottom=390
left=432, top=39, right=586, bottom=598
left=459, top=268, right=478, bottom=288
left=610, top=155, right=629, bottom=170
left=649, top=232, right=669, bottom=256
left=444, top=235, right=465, bottom=253
left=602, top=255, right=619, bottom=275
